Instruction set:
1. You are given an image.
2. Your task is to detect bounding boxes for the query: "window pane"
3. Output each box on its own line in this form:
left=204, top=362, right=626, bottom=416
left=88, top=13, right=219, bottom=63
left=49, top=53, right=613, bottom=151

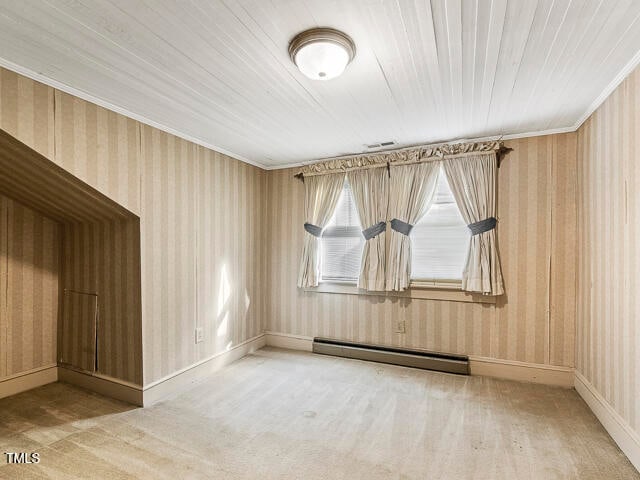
left=410, top=168, right=469, bottom=281
left=321, top=181, right=364, bottom=282
left=321, top=236, right=365, bottom=281
left=328, top=181, right=361, bottom=228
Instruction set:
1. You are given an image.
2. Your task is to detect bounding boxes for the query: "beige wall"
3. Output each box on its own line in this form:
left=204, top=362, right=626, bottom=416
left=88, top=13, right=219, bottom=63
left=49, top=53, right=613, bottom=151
left=140, top=126, right=266, bottom=384
left=0, top=68, right=54, bottom=159
left=265, top=133, right=577, bottom=367
left=0, top=109, right=143, bottom=386
left=0, top=66, right=266, bottom=387
left=0, top=195, right=59, bottom=379
left=60, top=218, right=142, bottom=385
left=577, top=67, right=640, bottom=435
left=54, top=91, right=141, bottom=215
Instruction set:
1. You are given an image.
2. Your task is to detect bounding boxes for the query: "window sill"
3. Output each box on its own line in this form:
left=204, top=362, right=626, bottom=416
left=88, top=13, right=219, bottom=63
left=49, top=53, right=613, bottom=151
left=305, top=282, right=497, bottom=304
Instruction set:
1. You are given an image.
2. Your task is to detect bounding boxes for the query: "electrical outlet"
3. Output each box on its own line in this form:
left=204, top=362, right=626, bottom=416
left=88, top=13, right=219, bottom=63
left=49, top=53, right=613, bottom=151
left=395, top=320, right=406, bottom=334
left=195, top=327, right=204, bottom=343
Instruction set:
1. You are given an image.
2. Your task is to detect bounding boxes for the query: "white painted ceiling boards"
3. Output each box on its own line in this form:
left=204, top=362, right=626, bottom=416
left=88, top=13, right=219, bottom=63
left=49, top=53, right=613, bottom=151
left=1, top=0, right=640, bottom=168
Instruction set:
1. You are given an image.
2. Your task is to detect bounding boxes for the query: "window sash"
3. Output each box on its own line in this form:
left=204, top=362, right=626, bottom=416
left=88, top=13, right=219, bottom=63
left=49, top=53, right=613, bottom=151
left=320, top=181, right=364, bottom=283
left=319, top=232, right=363, bottom=283
left=319, top=171, right=469, bottom=288
left=409, top=167, right=469, bottom=283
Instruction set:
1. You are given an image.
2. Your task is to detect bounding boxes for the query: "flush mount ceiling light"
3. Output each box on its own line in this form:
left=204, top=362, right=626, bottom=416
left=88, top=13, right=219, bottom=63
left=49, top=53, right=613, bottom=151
left=289, top=27, right=356, bottom=81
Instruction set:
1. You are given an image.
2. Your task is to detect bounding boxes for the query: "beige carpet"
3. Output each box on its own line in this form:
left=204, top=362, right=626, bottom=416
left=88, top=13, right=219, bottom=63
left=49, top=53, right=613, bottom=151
left=1, top=347, right=637, bottom=479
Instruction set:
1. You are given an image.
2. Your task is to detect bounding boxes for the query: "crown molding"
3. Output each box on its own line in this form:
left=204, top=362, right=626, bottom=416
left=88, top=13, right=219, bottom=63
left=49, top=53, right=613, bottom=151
left=265, top=125, right=577, bottom=170
left=571, top=46, right=640, bottom=131
left=0, top=57, right=267, bottom=170
left=266, top=45, right=640, bottom=171
left=4, top=43, right=640, bottom=173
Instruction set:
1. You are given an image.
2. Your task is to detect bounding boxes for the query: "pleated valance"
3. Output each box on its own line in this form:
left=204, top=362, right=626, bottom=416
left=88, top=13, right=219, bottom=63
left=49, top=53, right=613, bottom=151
left=296, top=140, right=506, bottom=177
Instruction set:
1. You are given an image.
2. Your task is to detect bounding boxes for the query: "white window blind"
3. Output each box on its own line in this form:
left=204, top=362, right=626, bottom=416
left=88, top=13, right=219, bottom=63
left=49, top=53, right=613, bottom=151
left=320, top=181, right=364, bottom=283
left=410, top=166, right=470, bottom=282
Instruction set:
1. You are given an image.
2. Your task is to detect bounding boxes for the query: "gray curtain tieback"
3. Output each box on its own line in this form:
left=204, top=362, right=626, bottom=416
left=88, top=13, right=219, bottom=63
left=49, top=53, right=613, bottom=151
left=304, top=222, right=323, bottom=237
left=362, top=221, right=387, bottom=240
left=390, top=218, right=413, bottom=236
left=468, top=217, right=497, bottom=235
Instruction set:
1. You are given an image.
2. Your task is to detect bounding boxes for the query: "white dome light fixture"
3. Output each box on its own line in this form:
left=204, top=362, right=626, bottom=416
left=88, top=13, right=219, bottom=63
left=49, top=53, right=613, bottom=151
left=289, top=28, right=356, bottom=81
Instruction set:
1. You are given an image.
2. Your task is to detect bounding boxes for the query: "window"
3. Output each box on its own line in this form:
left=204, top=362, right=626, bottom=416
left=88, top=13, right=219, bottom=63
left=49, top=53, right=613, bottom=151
left=319, top=169, right=469, bottom=287
left=320, top=181, right=364, bottom=283
left=410, top=166, right=470, bottom=283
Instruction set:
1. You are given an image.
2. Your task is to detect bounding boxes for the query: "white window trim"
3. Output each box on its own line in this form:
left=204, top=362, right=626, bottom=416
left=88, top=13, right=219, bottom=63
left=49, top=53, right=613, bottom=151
left=320, top=278, right=462, bottom=290
left=410, top=279, right=463, bottom=290
left=308, top=281, right=496, bottom=304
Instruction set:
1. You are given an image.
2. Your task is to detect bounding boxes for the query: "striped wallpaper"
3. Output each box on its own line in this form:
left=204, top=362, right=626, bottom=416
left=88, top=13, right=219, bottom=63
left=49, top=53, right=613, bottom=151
left=577, top=66, right=640, bottom=436
left=60, top=289, right=98, bottom=374
left=0, top=70, right=140, bottom=216
left=265, top=133, right=577, bottom=367
left=60, top=218, right=142, bottom=385
left=54, top=91, right=141, bottom=216
left=0, top=66, right=266, bottom=387
left=0, top=195, right=59, bottom=379
left=195, top=144, right=266, bottom=373
left=140, top=126, right=266, bottom=384
left=0, top=67, right=54, bottom=159
left=0, top=124, right=143, bottom=385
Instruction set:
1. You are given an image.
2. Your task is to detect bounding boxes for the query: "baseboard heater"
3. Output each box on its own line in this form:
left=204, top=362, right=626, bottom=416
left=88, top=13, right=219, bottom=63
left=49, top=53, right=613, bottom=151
left=312, top=337, right=469, bottom=375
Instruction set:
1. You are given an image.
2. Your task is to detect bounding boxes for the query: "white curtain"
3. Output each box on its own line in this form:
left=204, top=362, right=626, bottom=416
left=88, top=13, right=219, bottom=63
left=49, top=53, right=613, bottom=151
left=348, top=167, right=389, bottom=291
left=442, top=153, right=504, bottom=295
left=297, top=173, right=346, bottom=288
left=385, top=162, right=440, bottom=291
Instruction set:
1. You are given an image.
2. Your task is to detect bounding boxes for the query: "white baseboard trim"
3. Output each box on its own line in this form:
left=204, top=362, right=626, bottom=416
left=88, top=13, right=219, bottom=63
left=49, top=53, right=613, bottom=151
left=58, top=366, right=143, bottom=406
left=265, top=332, right=313, bottom=351
left=468, top=356, right=574, bottom=387
left=575, top=371, right=640, bottom=472
left=264, top=332, right=574, bottom=387
left=0, top=365, right=58, bottom=399
left=142, top=333, right=266, bottom=406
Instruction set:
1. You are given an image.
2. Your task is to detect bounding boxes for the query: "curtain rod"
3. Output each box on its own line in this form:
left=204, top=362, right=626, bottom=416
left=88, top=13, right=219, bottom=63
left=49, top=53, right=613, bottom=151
left=294, top=140, right=512, bottom=180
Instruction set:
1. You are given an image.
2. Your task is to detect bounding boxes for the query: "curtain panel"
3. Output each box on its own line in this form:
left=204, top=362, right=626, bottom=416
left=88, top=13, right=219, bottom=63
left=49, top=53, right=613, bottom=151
left=385, top=162, right=440, bottom=291
left=297, top=173, right=346, bottom=288
left=347, top=167, right=389, bottom=291
left=443, top=152, right=504, bottom=295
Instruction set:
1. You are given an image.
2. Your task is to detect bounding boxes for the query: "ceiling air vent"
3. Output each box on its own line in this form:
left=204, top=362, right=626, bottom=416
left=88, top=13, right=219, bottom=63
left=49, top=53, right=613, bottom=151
left=365, top=140, right=396, bottom=150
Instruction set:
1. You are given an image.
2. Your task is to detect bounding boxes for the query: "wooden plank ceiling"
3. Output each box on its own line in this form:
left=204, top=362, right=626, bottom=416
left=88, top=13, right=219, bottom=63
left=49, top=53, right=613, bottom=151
left=0, top=0, right=639, bottom=168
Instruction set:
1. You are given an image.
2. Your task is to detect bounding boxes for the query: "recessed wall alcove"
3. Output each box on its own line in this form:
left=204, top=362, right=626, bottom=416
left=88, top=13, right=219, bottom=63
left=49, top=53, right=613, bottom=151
left=0, top=128, right=142, bottom=400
